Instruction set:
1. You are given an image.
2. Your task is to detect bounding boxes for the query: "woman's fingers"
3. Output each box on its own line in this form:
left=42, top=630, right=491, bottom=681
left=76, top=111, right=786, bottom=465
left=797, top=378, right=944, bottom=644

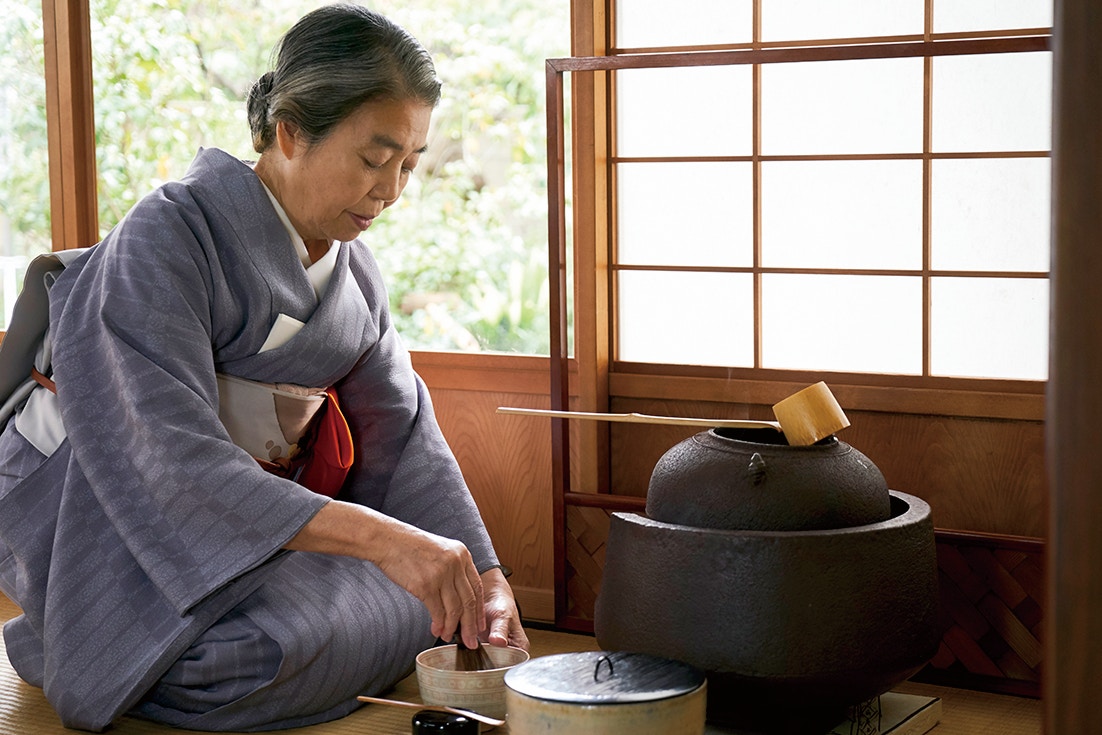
left=373, top=525, right=484, bottom=646
left=466, top=562, right=487, bottom=638
left=435, top=568, right=481, bottom=647
left=480, top=566, right=530, bottom=651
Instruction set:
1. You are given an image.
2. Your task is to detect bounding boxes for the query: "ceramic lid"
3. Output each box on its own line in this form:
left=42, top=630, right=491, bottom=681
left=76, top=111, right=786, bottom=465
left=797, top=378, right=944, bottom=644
left=503, top=651, right=705, bottom=704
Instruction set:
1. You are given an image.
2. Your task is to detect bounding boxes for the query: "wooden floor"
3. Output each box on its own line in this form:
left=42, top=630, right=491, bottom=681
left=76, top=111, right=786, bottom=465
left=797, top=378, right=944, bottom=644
left=0, top=594, right=1040, bottom=734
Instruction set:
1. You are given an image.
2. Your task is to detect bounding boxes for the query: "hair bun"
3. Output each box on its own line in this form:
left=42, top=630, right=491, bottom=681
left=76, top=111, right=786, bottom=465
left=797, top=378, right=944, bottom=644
left=254, top=71, right=276, bottom=100
left=247, top=71, right=277, bottom=152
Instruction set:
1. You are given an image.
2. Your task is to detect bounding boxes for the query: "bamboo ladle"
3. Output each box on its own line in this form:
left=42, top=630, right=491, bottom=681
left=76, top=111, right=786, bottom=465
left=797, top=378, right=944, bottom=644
left=497, top=381, right=850, bottom=447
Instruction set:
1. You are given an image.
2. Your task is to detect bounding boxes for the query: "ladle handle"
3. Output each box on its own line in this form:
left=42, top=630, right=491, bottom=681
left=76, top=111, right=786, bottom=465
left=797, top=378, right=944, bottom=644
left=496, top=406, right=782, bottom=430
left=355, top=696, right=506, bottom=727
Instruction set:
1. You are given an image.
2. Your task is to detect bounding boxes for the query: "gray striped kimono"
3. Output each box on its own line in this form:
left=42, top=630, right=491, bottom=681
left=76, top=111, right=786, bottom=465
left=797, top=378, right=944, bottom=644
left=0, top=147, right=499, bottom=731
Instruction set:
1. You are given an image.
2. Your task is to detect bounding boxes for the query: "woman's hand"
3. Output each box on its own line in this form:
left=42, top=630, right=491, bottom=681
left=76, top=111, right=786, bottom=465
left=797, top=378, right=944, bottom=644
left=372, top=522, right=486, bottom=648
left=481, top=566, right=529, bottom=651
left=285, top=500, right=486, bottom=647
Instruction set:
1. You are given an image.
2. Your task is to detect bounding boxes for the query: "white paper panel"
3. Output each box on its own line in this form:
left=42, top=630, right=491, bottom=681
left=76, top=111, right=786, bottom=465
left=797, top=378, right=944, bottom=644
left=617, top=66, right=752, bottom=157
left=618, top=271, right=754, bottom=366
left=616, top=0, right=752, bottom=48
left=931, top=158, right=1051, bottom=271
left=761, top=160, right=923, bottom=269
left=933, top=0, right=1053, bottom=34
left=618, top=162, right=753, bottom=267
left=762, top=0, right=924, bottom=41
left=762, top=57, right=924, bottom=155
left=762, top=274, right=922, bottom=374
left=931, top=277, right=1048, bottom=379
left=933, top=52, right=1052, bottom=153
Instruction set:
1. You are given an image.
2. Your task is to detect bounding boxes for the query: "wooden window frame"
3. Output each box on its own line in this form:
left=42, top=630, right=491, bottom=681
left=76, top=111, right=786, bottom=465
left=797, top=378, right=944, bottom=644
left=37, top=0, right=1052, bottom=423
left=36, top=0, right=1050, bottom=430
left=550, top=36, right=1052, bottom=440
left=42, top=0, right=99, bottom=253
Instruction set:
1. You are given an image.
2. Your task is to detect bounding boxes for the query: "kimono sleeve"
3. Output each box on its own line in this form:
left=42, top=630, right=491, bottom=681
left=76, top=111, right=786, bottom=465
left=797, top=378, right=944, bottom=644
left=338, top=259, right=500, bottom=574
left=48, top=198, right=328, bottom=616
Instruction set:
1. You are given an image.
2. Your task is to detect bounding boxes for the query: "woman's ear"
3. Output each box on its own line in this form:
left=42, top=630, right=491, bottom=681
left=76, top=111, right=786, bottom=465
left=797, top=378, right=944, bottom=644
left=275, top=120, right=302, bottom=160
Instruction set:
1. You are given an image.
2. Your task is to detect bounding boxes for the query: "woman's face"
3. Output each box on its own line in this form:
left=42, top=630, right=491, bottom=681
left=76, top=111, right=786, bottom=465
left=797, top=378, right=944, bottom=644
left=277, top=97, right=432, bottom=247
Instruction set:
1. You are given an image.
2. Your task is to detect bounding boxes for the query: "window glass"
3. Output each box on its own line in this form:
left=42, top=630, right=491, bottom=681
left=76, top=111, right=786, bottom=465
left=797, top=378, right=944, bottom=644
left=0, top=0, right=50, bottom=329
left=761, top=0, right=924, bottom=41
left=616, top=0, right=752, bottom=48
left=931, top=158, right=1051, bottom=272
left=761, top=57, right=924, bottom=155
left=761, top=160, right=923, bottom=269
left=618, top=162, right=753, bottom=267
left=932, top=52, right=1053, bottom=153
left=89, top=0, right=568, bottom=354
left=617, top=66, right=753, bottom=157
left=91, top=0, right=270, bottom=226
left=931, top=277, right=1049, bottom=379
left=617, top=271, right=754, bottom=366
left=933, top=0, right=1053, bottom=34
left=762, top=275, right=923, bottom=374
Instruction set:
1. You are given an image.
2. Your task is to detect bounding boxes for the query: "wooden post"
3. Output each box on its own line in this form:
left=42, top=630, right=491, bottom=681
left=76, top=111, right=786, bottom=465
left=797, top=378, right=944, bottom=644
left=42, top=0, right=99, bottom=251
left=1046, top=0, right=1102, bottom=731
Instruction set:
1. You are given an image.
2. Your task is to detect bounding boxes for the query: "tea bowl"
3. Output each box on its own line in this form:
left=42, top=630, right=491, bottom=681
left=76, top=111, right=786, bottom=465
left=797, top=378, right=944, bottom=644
left=415, top=643, right=530, bottom=720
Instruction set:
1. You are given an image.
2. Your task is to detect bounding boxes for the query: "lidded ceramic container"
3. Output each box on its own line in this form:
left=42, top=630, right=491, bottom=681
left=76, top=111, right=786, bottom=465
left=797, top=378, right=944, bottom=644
left=504, top=651, right=706, bottom=735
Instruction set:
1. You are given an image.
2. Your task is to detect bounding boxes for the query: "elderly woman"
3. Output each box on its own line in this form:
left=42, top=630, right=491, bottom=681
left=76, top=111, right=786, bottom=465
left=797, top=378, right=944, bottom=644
left=0, top=4, right=526, bottom=731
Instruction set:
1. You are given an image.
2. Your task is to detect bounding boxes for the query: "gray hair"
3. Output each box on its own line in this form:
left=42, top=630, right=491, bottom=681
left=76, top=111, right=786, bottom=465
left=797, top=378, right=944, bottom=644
left=247, top=4, right=442, bottom=153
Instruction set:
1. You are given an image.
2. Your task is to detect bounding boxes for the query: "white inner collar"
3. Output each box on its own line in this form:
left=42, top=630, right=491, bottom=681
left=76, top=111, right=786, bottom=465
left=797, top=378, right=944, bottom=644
left=257, top=178, right=339, bottom=301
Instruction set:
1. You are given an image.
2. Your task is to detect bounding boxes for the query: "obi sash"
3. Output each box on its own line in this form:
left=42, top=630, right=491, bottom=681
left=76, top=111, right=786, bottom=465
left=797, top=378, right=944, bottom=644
left=1, top=249, right=353, bottom=498
left=23, top=370, right=353, bottom=499
left=216, top=374, right=353, bottom=498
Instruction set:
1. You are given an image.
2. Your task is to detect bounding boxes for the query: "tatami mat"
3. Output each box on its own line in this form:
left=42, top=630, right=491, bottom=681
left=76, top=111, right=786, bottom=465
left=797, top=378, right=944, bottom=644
left=0, top=593, right=1040, bottom=734
left=0, top=593, right=597, bottom=734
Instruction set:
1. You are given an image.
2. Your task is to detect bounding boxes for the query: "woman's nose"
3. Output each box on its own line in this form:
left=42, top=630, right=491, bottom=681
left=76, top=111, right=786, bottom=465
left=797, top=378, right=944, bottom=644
left=371, top=165, right=404, bottom=203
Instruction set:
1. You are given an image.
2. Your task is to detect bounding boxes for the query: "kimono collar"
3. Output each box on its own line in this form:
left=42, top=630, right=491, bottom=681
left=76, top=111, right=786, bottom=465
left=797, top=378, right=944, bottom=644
left=256, top=176, right=340, bottom=302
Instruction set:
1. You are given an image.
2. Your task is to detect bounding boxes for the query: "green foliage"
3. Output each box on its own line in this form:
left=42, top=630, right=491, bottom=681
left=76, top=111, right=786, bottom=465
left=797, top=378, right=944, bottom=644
left=365, top=0, right=563, bottom=352
left=358, top=0, right=568, bottom=353
left=3, top=0, right=565, bottom=350
left=0, top=0, right=52, bottom=257
left=89, top=0, right=567, bottom=353
left=89, top=0, right=281, bottom=224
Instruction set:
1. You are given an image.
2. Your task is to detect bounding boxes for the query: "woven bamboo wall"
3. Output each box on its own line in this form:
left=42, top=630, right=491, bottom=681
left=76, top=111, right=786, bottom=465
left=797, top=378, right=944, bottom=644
left=914, top=531, right=1043, bottom=697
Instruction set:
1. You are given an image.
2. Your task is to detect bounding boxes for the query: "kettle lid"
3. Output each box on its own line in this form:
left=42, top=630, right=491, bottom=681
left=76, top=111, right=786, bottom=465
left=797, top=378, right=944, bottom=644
left=504, top=651, right=704, bottom=704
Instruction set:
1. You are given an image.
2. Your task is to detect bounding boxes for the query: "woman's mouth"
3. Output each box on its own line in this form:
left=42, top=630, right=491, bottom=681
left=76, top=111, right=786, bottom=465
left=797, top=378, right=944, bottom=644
left=349, top=212, right=374, bottom=230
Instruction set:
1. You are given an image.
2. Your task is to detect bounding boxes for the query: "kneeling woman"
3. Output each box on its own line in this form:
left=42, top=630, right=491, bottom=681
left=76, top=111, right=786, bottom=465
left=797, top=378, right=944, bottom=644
left=0, top=5, right=526, bottom=731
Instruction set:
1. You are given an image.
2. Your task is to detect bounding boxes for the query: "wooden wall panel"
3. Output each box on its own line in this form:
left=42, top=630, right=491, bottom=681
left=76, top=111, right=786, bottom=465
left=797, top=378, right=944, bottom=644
left=842, top=412, right=1046, bottom=538
left=419, top=368, right=557, bottom=622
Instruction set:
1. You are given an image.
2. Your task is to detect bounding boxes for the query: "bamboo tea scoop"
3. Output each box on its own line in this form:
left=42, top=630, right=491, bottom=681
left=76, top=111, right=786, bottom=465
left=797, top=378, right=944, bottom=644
left=497, top=380, right=849, bottom=447
left=356, top=696, right=506, bottom=727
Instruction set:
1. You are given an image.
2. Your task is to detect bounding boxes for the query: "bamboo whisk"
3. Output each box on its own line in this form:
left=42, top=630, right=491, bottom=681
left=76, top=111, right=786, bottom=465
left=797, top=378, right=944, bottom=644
left=455, top=636, right=494, bottom=672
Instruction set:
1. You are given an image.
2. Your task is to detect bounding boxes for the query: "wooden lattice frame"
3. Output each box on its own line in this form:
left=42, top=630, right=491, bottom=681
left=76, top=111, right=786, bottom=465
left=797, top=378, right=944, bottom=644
left=914, top=530, right=1043, bottom=697
left=545, top=35, right=1051, bottom=632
